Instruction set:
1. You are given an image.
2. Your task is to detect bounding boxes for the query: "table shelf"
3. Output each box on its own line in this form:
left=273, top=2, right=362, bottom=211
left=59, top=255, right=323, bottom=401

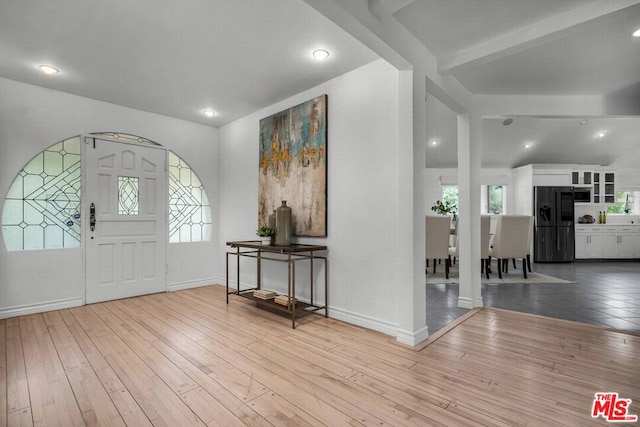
left=226, top=241, right=328, bottom=328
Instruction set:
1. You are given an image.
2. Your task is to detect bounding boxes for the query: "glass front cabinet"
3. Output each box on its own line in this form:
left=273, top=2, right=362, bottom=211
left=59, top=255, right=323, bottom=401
left=593, top=172, right=615, bottom=204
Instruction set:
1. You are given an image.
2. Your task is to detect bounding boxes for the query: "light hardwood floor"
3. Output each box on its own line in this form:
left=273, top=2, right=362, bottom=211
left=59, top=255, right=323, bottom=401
left=1, top=285, right=639, bottom=426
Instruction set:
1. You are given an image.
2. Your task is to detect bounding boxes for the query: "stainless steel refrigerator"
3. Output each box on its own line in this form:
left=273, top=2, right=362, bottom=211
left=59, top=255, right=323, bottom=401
left=533, top=186, right=575, bottom=262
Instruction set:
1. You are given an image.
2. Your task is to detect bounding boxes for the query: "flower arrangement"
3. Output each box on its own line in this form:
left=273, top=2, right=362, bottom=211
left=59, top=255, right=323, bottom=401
left=256, top=225, right=275, bottom=237
left=431, top=200, right=457, bottom=215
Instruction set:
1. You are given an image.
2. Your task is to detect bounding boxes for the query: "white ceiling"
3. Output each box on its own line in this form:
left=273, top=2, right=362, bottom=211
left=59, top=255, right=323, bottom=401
left=395, top=0, right=640, bottom=96
left=394, top=0, right=640, bottom=168
left=0, top=0, right=378, bottom=127
left=1, top=0, right=639, bottom=169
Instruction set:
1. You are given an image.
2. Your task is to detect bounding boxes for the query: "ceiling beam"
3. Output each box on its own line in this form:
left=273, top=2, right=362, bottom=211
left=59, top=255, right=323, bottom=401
left=438, top=0, right=640, bottom=76
left=367, top=0, right=414, bottom=19
left=302, top=0, right=471, bottom=113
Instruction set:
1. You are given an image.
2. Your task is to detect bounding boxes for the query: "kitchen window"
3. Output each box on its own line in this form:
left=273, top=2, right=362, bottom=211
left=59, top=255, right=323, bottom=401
left=439, top=184, right=507, bottom=214
left=607, top=191, right=638, bottom=214
left=485, top=185, right=505, bottom=214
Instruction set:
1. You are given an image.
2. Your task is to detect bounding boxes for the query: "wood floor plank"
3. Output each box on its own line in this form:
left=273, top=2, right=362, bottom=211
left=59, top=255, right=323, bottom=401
left=247, top=391, right=324, bottom=427
left=243, top=339, right=421, bottom=426
left=2, top=285, right=639, bottom=426
left=70, top=306, right=207, bottom=427
left=90, top=303, right=200, bottom=397
left=5, top=319, right=30, bottom=418
left=6, top=407, right=31, bottom=427
left=108, top=298, right=271, bottom=403
left=58, top=309, right=153, bottom=427
left=42, top=311, right=126, bottom=427
left=101, top=299, right=273, bottom=426
left=121, top=294, right=363, bottom=426
left=18, top=314, right=85, bottom=427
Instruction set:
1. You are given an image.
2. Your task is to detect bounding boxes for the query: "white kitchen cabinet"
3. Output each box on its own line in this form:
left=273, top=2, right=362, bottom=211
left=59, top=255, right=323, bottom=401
left=603, top=226, right=634, bottom=258
left=533, top=169, right=571, bottom=186
left=593, top=171, right=615, bottom=204
left=575, top=233, right=588, bottom=259
left=575, top=226, right=604, bottom=259
left=578, top=225, right=638, bottom=259
left=572, top=170, right=593, bottom=186
left=620, top=234, right=635, bottom=258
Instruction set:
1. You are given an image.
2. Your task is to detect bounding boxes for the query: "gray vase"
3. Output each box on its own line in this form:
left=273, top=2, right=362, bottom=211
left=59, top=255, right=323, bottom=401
left=275, top=201, right=292, bottom=246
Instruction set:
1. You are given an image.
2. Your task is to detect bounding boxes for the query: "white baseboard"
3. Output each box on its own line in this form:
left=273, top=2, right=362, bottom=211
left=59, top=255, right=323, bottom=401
left=457, top=296, right=483, bottom=309
left=395, top=325, right=430, bottom=347
left=168, top=277, right=218, bottom=292
left=0, top=297, right=84, bottom=320
left=328, top=306, right=398, bottom=338
left=330, top=307, right=431, bottom=347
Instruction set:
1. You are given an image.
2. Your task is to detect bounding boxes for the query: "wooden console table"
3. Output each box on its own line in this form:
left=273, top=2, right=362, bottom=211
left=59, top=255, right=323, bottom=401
left=225, top=240, right=328, bottom=328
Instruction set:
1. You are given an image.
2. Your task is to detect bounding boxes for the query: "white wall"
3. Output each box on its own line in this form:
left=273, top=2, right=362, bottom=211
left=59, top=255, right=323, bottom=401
left=218, top=59, right=405, bottom=334
left=511, top=165, right=534, bottom=215
left=616, top=168, right=640, bottom=192
left=0, top=78, right=218, bottom=317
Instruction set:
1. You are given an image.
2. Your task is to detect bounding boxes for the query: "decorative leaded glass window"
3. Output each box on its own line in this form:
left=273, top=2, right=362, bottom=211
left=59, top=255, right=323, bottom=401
left=2, top=136, right=81, bottom=250
left=168, top=151, right=212, bottom=242
left=118, top=176, right=139, bottom=215
left=2, top=134, right=212, bottom=250
left=90, top=132, right=159, bottom=146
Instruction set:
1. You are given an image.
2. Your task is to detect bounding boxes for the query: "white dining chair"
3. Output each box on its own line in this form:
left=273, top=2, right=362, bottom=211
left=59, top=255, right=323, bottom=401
left=426, top=215, right=451, bottom=279
left=504, top=215, right=534, bottom=273
left=488, top=215, right=532, bottom=278
left=448, top=215, right=492, bottom=279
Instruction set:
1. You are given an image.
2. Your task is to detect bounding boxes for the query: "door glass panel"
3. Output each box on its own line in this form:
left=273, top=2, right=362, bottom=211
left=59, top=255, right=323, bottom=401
left=560, top=193, right=574, bottom=221
left=118, top=176, right=139, bottom=215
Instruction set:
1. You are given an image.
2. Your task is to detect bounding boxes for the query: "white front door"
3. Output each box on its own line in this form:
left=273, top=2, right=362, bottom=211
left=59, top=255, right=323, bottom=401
left=84, top=136, right=167, bottom=304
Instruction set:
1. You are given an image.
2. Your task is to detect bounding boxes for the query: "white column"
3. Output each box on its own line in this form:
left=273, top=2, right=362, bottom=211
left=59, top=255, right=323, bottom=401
left=456, top=112, right=483, bottom=308
left=395, top=69, right=428, bottom=346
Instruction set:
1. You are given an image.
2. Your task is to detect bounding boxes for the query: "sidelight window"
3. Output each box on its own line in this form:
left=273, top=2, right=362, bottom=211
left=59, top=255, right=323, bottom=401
left=1, top=136, right=81, bottom=250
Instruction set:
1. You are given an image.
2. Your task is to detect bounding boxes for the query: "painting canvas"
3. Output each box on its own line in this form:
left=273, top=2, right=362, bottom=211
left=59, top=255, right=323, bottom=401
left=259, top=95, right=327, bottom=236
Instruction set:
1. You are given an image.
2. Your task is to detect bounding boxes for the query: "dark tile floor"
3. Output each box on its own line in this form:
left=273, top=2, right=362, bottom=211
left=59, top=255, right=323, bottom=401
left=427, top=260, right=640, bottom=334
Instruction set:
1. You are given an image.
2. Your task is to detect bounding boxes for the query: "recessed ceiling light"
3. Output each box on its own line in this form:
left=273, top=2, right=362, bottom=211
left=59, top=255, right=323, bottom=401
left=38, top=64, right=59, bottom=75
left=632, top=28, right=640, bottom=37
left=202, top=109, right=217, bottom=117
left=430, top=139, right=439, bottom=146
left=596, top=131, right=606, bottom=139
left=579, top=120, right=587, bottom=125
left=312, top=49, right=330, bottom=60
left=523, top=142, right=533, bottom=149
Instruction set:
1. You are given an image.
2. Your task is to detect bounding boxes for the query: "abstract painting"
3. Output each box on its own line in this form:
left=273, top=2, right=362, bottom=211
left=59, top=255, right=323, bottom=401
left=258, top=94, right=327, bottom=236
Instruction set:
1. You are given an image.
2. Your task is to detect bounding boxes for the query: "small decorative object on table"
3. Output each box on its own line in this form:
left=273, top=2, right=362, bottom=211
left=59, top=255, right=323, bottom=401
left=253, top=289, right=277, bottom=300
left=274, top=295, right=296, bottom=306
left=256, top=225, right=275, bottom=245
